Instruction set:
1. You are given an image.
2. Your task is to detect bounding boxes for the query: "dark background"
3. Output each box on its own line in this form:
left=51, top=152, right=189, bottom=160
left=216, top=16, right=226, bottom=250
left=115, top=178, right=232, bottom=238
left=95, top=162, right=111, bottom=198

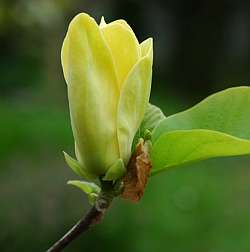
left=1, top=1, right=250, bottom=251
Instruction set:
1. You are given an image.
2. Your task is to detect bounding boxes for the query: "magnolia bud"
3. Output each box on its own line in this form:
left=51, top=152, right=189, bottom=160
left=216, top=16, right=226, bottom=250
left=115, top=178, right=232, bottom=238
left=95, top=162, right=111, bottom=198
left=61, top=13, right=153, bottom=180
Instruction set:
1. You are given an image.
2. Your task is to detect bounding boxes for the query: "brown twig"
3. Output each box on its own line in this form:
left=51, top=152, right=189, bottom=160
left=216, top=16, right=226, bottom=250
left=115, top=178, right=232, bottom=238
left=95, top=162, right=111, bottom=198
left=46, top=140, right=150, bottom=251
left=46, top=189, right=113, bottom=252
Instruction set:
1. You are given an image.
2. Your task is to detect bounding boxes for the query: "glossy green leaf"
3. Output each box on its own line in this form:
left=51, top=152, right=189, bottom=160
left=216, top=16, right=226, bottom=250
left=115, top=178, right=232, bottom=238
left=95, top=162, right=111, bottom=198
left=152, top=129, right=250, bottom=175
left=151, top=86, right=250, bottom=174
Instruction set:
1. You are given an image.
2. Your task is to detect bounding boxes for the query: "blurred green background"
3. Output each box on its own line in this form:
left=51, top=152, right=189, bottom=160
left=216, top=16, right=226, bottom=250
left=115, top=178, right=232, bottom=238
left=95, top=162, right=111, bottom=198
left=1, top=1, right=250, bottom=251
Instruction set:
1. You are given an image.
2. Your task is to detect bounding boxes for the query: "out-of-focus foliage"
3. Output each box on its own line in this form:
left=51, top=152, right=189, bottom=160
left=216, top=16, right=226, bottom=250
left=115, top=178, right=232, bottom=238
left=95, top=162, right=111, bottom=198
left=1, top=1, right=250, bottom=252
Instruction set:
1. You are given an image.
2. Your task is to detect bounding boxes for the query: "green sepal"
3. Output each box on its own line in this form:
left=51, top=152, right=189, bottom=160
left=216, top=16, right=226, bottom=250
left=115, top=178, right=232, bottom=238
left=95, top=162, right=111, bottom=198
left=63, top=151, right=96, bottom=180
left=67, top=180, right=101, bottom=205
left=103, top=159, right=126, bottom=181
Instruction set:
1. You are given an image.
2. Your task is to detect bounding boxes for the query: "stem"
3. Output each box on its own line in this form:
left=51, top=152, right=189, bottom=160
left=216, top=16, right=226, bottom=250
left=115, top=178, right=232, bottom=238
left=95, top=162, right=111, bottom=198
left=46, top=188, right=113, bottom=252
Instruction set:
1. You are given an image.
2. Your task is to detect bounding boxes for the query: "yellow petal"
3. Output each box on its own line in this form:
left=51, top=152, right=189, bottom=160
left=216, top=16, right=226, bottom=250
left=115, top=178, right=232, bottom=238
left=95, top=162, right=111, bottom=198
left=100, top=22, right=140, bottom=88
left=117, top=40, right=153, bottom=163
left=61, top=13, right=120, bottom=176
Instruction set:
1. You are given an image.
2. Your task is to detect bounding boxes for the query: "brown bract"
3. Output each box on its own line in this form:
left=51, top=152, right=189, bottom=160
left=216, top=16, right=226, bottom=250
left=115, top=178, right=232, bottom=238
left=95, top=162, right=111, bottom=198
left=121, top=139, right=152, bottom=202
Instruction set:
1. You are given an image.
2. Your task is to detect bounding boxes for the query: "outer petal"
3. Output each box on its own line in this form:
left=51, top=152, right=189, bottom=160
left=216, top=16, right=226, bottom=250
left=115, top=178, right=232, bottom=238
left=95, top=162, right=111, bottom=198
left=100, top=23, right=140, bottom=88
left=61, top=13, right=120, bottom=175
left=99, top=17, right=135, bottom=33
left=117, top=38, right=153, bottom=164
left=110, top=19, right=135, bottom=33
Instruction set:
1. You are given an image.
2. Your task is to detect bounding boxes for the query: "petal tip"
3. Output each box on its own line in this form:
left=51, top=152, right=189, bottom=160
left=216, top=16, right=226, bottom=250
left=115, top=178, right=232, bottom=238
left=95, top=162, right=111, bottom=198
left=100, top=16, right=107, bottom=27
left=140, top=37, right=153, bottom=58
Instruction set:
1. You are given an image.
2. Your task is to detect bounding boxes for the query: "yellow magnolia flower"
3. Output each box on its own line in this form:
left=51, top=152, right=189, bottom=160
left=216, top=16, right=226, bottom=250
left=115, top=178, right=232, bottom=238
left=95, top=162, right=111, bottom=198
left=61, top=13, right=153, bottom=180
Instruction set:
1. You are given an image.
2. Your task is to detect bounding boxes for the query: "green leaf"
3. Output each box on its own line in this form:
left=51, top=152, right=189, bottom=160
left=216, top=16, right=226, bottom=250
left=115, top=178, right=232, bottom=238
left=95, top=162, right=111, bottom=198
left=103, top=159, right=126, bottom=181
left=151, top=86, right=250, bottom=174
left=67, top=180, right=101, bottom=205
left=63, top=151, right=96, bottom=180
left=152, top=129, right=250, bottom=175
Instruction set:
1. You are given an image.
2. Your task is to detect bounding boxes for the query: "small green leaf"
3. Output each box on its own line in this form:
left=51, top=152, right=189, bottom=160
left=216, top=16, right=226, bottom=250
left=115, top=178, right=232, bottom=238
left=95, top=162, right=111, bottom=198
left=67, top=180, right=101, bottom=205
left=141, top=103, right=166, bottom=133
left=63, top=151, right=96, bottom=180
left=103, top=159, right=126, bottom=181
left=67, top=180, right=100, bottom=194
left=143, top=129, right=152, bottom=141
left=151, top=86, right=250, bottom=174
left=133, top=103, right=165, bottom=150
